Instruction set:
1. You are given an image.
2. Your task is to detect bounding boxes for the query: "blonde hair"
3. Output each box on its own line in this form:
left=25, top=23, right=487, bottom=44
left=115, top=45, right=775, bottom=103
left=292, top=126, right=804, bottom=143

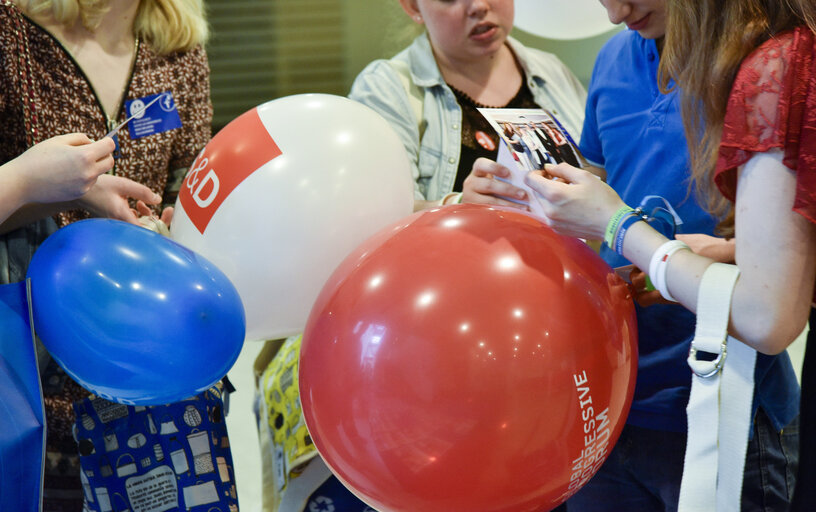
left=15, top=0, right=208, bottom=54
left=659, top=0, right=808, bottom=235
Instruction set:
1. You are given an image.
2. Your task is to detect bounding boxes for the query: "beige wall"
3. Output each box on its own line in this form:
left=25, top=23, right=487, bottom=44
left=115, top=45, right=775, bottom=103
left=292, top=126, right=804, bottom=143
left=207, top=1, right=621, bottom=128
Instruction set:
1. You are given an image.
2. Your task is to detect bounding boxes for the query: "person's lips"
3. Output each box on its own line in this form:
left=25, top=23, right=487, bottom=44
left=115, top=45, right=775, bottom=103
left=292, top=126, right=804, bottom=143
left=627, top=13, right=651, bottom=31
left=470, top=22, right=498, bottom=40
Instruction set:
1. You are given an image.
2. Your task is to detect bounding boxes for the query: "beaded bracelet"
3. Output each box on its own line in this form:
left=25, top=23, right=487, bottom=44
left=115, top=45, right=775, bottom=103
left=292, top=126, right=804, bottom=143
left=648, top=240, right=690, bottom=301
left=604, top=206, right=635, bottom=247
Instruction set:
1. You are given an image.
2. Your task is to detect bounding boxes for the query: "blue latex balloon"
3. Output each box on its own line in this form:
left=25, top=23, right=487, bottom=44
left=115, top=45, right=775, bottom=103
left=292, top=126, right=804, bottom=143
left=26, top=219, right=246, bottom=405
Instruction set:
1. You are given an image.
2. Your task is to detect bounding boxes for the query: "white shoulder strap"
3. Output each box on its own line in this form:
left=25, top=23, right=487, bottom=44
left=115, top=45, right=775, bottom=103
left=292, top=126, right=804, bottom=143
left=679, top=263, right=756, bottom=512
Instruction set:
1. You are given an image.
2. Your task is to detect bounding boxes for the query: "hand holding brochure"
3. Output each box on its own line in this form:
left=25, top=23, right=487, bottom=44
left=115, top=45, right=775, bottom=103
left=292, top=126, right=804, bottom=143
left=477, top=107, right=584, bottom=220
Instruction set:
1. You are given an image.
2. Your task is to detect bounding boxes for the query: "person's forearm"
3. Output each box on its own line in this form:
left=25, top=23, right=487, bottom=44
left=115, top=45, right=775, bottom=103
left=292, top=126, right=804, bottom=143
left=0, top=201, right=71, bottom=234
left=0, top=162, right=66, bottom=229
left=619, top=158, right=814, bottom=355
left=0, top=165, right=26, bottom=224
left=621, top=221, right=714, bottom=313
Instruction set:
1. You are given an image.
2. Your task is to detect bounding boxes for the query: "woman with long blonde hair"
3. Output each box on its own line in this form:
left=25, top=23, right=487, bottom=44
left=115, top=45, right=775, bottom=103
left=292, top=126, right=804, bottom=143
left=0, top=1, right=213, bottom=509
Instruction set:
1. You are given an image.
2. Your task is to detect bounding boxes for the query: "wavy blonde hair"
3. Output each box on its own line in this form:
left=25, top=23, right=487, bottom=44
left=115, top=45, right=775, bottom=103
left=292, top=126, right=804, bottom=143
left=658, top=0, right=811, bottom=235
left=15, top=0, right=208, bottom=54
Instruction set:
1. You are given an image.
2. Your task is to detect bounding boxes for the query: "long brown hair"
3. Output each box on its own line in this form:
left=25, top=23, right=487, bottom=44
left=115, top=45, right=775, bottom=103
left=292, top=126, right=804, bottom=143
left=658, top=0, right=807, bottom=235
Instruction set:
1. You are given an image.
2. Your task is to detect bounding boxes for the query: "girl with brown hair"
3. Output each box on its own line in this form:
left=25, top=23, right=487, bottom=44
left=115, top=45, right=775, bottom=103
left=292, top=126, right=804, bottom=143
left=526, top=0, right=816, bottom=508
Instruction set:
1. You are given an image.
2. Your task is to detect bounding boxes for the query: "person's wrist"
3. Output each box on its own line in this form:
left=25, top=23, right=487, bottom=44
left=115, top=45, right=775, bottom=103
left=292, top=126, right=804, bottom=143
left=603, top=204, right=634, bottom=247
left=648, top=240, right=691, bottom=301
left=0, top=162, right=28, bottom=211
left=439, top=192, right=463, bottom=206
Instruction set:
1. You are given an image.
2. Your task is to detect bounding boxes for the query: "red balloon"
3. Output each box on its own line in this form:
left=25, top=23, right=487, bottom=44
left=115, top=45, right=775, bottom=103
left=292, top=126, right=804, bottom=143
left=300, top=204, right=637, bottom=512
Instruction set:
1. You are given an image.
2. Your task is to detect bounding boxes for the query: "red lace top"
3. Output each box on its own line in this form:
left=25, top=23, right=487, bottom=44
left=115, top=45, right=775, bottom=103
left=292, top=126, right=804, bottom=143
left=715, top=27, right=816, bottom=226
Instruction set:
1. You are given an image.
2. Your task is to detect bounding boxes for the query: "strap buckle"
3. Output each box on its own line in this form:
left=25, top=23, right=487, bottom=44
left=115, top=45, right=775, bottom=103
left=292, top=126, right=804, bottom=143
left=687, top=339, right=728, bottom=378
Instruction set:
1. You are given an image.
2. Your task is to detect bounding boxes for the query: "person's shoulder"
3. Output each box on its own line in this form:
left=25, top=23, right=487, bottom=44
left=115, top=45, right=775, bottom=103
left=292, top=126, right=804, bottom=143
left=509, top=38, right=562, bottom=66
left=354, top=39, right=424, bottom=83
left=353, top=57, right=403, bottom=84
left=738, top=28, right=805, bottom=83
left=509, top=38, right=576, bottom=79
left=747, top=28, right=799, bottom=58
left=349, top=55, right=412, bottom=102
left=587, top=29, right=651, bottom=81
left=144, top=42, right=208, bottom=68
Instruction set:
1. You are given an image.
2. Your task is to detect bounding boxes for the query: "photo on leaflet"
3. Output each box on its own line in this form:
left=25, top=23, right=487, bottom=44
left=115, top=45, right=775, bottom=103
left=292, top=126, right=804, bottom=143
left=477, top=107, right=584, bottom=172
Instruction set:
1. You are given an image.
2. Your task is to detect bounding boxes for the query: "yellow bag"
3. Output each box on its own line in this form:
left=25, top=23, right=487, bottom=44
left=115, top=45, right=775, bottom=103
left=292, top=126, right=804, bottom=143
left=256, top=335, right=330, bottom=511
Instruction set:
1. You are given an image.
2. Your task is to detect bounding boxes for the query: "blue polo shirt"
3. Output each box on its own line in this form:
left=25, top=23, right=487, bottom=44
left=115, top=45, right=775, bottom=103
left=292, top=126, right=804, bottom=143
left=580, top=30, right=800, bottom=432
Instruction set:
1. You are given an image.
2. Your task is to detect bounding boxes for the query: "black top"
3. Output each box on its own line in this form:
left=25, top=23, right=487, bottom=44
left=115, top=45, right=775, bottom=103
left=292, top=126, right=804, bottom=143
left=448, top=79, right=538, bottom=192
left=791, top=306, right=816, bottom=510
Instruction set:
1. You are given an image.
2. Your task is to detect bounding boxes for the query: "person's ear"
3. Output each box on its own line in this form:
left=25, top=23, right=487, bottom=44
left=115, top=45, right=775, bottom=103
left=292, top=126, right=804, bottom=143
left=398, top=0, right=423, bottom=23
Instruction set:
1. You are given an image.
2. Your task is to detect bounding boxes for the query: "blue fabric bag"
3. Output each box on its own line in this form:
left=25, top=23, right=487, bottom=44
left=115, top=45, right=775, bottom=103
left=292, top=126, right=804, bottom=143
left=74, top=386, right=239, bottom=512
left=0, top=281, right=45, bottom=512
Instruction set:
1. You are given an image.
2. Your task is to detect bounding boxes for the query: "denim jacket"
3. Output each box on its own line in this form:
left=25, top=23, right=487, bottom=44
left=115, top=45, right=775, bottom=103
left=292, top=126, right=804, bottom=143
left=349, top=33, right=587, bottom=201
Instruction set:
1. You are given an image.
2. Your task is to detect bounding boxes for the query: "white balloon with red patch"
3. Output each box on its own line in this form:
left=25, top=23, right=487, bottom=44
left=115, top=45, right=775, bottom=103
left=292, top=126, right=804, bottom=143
left=171, top=94, right=414, bottom=341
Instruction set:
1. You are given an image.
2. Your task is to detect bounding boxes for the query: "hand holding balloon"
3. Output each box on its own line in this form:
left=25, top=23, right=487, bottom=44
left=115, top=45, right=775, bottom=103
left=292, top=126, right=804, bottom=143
left=76, top=174, right=162, bottom=225
left=27, top=219, right=245, bottom=405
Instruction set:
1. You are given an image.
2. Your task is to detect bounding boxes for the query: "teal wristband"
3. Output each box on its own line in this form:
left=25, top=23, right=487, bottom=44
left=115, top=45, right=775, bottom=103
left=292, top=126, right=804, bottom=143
left=604, top=206, right=634, bottom=247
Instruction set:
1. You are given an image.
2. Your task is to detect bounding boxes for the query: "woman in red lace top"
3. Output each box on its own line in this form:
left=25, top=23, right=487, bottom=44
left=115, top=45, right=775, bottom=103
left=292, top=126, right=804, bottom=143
left=523, top=0, right=816, bottom=508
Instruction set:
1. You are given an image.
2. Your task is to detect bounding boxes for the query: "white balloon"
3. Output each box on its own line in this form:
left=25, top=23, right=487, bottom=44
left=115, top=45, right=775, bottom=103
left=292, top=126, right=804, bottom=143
left=514, top=0, right=616, bottom=41
left=171, top=94, right=415, bottom=341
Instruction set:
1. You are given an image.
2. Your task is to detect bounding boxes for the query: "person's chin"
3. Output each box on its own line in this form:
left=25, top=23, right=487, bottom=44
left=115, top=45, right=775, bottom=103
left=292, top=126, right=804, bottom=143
left=635, top=25, right=665, bottom=40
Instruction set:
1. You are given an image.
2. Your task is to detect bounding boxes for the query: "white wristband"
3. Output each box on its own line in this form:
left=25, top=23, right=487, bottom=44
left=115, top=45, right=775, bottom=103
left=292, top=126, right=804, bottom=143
left=438, top=192, right=463, bottom=206
left=648, top=240, right=690, bottom=301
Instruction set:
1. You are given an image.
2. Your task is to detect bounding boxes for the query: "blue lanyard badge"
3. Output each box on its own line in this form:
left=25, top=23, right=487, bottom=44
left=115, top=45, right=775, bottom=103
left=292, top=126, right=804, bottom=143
left=124, top=92, right=182, bottom=139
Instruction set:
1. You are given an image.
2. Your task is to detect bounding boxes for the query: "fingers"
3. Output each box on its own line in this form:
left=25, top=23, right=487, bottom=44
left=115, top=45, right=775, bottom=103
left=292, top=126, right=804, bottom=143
left=134, top=200, right=154, bottom=217
left=90, top=152, right=115, bottom=179
left=543, top=162, right=590, bottom=183
left=629, top=267, right=648, bottom=287
left=634, top=289, right=668, bottom=308
left=476, top=175, right=527, bottom=200
left=471, top=158, right=512, bottom=179
left=70, top=135, right=115, bottom=181
left=114, top=177, right=162, bottom=205
left=629, top=267, right=671, bottom=306
left=56, top=132, right=94, bottom=147
left=160, top=206, right=174, bottom=226
left=86, top=137, right=116, bottom=161
left=117, top=209, right=143, bottom=225
left=524, top=169, right=568, bottom=199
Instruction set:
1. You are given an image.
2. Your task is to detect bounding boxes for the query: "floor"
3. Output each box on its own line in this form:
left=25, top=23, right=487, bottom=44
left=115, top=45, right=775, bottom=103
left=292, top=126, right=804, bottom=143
left=225, top=340, right=265, bottom=512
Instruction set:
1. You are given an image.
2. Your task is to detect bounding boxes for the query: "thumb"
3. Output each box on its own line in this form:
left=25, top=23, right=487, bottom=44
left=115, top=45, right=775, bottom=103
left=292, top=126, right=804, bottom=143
left=56, top=132, right=94, bottom=147
left=543, top=162, right=586, bottom=183
left=117, top=177, right=162, bottom=205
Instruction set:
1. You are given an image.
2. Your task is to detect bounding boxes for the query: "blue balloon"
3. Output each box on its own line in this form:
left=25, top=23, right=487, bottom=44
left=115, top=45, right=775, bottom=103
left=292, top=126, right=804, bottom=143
left=26, top=219, right=246, bottom=405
